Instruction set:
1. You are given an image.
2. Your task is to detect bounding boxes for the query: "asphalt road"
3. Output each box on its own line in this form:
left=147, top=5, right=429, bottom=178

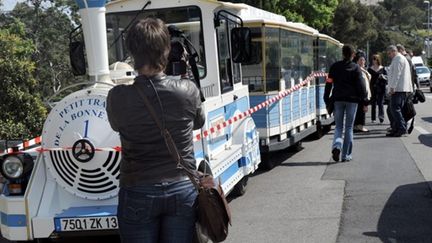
left=2, top=88, right=432, bottom=243
left=227, top=88, right=432, bottom=243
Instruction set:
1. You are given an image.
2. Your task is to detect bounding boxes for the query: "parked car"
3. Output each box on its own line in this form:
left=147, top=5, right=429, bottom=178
left=412, top=56, right=424, bottom=67
left=415, top=66, right=431, bottom=89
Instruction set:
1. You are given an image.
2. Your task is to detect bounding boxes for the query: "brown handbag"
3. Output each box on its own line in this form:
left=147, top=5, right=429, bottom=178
left=134, top=81, right=231, bottom=242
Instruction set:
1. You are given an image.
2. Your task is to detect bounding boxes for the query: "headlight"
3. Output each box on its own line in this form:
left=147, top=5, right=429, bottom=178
left=2, top=156, right=24, bottom=179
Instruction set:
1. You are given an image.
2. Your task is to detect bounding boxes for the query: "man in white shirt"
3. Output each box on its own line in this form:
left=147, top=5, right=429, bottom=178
left=386, top=45, right=413, bottom=137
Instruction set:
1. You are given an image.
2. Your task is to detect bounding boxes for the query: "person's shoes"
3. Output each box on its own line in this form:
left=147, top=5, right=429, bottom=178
left=386, top=127, right=393, bottom=131
left=354, top=125, right=362, bottom=133
left=371, top=120, right=376, bottom=123
left=341, top=156, right=352, bottom=162
left=360, top=127, right=369, bottom=132
left=354, top=125, right=368, bottom=133
left=390, top=131, right=407, bottom=137
left=332, top=148, right=340, bottom=162
left=379, top=118, right=384, bottom=123
left=386, top=131, right=395, bottom=136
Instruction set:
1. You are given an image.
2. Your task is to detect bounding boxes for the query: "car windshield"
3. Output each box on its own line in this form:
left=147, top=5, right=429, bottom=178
left=416, top=67, right=430, bottom=74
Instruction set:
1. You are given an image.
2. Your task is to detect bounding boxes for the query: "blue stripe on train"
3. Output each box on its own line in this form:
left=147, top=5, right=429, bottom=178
left=250, top=95, right=280, bottom=128
left=317, top=86, right=326, bottom=110
left=282, top=94, right=291, bottom=124
left=219, top=157, right=249, bottom=184
left=292, top=92, right=300, bottom=120
left=301, top=89, right=308, bottom=117
left=208, top=97, right=250, bottom=150
left=0, top=212, right=27, bottom=227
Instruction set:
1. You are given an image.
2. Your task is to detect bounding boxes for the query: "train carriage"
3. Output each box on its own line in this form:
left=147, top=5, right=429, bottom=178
left=239, top=14, right=319, bottom=168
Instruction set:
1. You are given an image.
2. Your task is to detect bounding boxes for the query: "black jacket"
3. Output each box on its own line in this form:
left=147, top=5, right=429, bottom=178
left=106, top=74, right=205, bottom=187
left=324, top=59, right=368, bottom=105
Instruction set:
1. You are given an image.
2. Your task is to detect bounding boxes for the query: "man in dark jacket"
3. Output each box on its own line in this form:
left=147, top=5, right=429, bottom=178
left=324, top=44, right=368, bottom=162
left=106, top=18, right=205, bottom=242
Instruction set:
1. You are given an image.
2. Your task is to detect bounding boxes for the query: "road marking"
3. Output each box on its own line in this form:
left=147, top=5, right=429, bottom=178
left=415, top=126, right=430, bottom=134
left=426, top=94, right=432, bottom=100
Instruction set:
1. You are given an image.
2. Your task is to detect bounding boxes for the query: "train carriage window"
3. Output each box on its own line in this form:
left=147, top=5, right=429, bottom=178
left=241, top=27, right=263, bottom=92
left=297, top=35, right=313, bottom=84
left=264, top=27, right=281, bottom=92
left=317, top=39, right=327, bottom=84
left=106, top=6, right=206, bottom=78
left=216, top=18, right=242, bottom=93
left=281, top=29, right=293, bottom=89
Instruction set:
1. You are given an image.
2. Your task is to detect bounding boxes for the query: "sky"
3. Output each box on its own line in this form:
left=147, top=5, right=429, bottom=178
left=1, top=0, right=22, bottom=11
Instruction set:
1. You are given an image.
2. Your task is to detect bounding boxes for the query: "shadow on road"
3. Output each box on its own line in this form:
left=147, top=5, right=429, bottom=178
left=363, top=182, right=432, bottom=242
left=279, top=161, right=337, bottom=166
left=421, top=117, right=432, bottom=123
left=418, top=134, right=432, bottom=148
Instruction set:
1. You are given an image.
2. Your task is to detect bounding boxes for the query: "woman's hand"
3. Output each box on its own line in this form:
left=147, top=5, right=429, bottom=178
left=199, top=175, right=216, bottom=189
left=363, top=106, right=368, bottom=113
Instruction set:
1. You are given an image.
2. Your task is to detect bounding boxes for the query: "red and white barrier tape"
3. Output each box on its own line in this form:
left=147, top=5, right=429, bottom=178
left=194, top=71, right=326, bottom=142
left=2, top=72, right=326, bottom=153
left=35, top=146, right=122, bottom=153
left=0, top=136, right=42, bottom=155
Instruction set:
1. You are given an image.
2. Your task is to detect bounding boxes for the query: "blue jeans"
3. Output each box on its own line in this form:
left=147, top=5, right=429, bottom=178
left=333, top=101, right=358, bottom=160
left=118, top=179, right=197, bottom=243
left=390, top=92, right=407, bottom=133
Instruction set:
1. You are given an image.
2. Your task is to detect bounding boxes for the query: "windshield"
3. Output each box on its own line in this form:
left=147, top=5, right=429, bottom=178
left=416, top=67, right=430, bottom=74
left=106, top=6, right=206, bottom=78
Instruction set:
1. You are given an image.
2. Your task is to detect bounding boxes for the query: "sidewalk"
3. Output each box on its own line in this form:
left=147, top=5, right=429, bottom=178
left=225, top=133, right=345, bottom=243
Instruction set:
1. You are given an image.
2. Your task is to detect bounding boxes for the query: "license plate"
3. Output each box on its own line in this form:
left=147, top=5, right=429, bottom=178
left=56, top=216, right=118, bottom=231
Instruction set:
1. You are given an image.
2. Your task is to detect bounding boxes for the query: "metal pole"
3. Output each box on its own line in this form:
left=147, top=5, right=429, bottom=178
left=427, top=1, right=430, bottom=58
left=425, top=1, right=430, bottom=58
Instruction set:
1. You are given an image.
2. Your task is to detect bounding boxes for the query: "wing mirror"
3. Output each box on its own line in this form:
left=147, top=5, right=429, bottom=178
left=69, top=41, right=86, bottom=76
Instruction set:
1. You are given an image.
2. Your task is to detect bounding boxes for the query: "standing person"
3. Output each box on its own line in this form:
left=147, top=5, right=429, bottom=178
left=397, top=44, right=420, bottom=90
left=324, top=45, right=368, bottom=162
left=353, top=51, right=371, bottom=132
left=368, top=54, right=387, bottom=123
left=106, top=18, right=206, bottom=242
left=386, top=45, right=413, bottom=137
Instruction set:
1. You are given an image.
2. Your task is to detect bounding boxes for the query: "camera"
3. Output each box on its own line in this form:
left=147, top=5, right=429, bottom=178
left=166, top=26, right=188, bottom=76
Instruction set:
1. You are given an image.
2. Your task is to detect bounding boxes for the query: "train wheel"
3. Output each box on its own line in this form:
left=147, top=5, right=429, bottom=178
left=231, top=176, right=249, bottom=197
left=260, top=152, right=276, bottom=170
left=314, top=122, right=323, bottom=139
left=293, top=141, right=303, bottom=152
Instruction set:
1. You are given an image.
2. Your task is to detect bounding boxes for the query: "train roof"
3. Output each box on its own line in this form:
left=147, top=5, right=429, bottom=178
left=106, top=0, right=247, bottom=11
left=243, top=19, right=319, bottom=36
left=105, top=0, right=330, bottom=38
left=318, top=33, right=343, bottom=47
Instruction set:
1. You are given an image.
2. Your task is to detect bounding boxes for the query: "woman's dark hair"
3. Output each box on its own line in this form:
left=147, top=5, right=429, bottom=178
left=126, top=18, right=171, bottom=72
left=353, top=51, right=365, bottom=63
left=342, top=45, right=355, bottom=60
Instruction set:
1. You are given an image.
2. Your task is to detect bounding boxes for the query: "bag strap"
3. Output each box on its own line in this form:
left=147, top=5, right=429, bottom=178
left=408, top=117, right=415, bottom=134
left=134, top=81, right=201, bottom=189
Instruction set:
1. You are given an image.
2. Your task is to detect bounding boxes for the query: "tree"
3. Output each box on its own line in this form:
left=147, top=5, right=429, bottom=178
left=9, top=0, right=81, bottom=99
left=226, top=0, right=338, bottom=31
left=279, top=0, right=339, bottom=31
left=0, top=19, right=47, bottom=139
left=380, top=0, right=426, bottom=31
left=330, top=0, right=379, bottom=49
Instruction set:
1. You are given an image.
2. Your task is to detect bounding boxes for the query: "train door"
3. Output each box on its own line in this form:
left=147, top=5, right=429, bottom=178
left=215, top=10, right=243, bottom=95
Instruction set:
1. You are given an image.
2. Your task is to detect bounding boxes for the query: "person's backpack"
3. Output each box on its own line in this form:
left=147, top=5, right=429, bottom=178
left=402, top=93, right=416, bottom=134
